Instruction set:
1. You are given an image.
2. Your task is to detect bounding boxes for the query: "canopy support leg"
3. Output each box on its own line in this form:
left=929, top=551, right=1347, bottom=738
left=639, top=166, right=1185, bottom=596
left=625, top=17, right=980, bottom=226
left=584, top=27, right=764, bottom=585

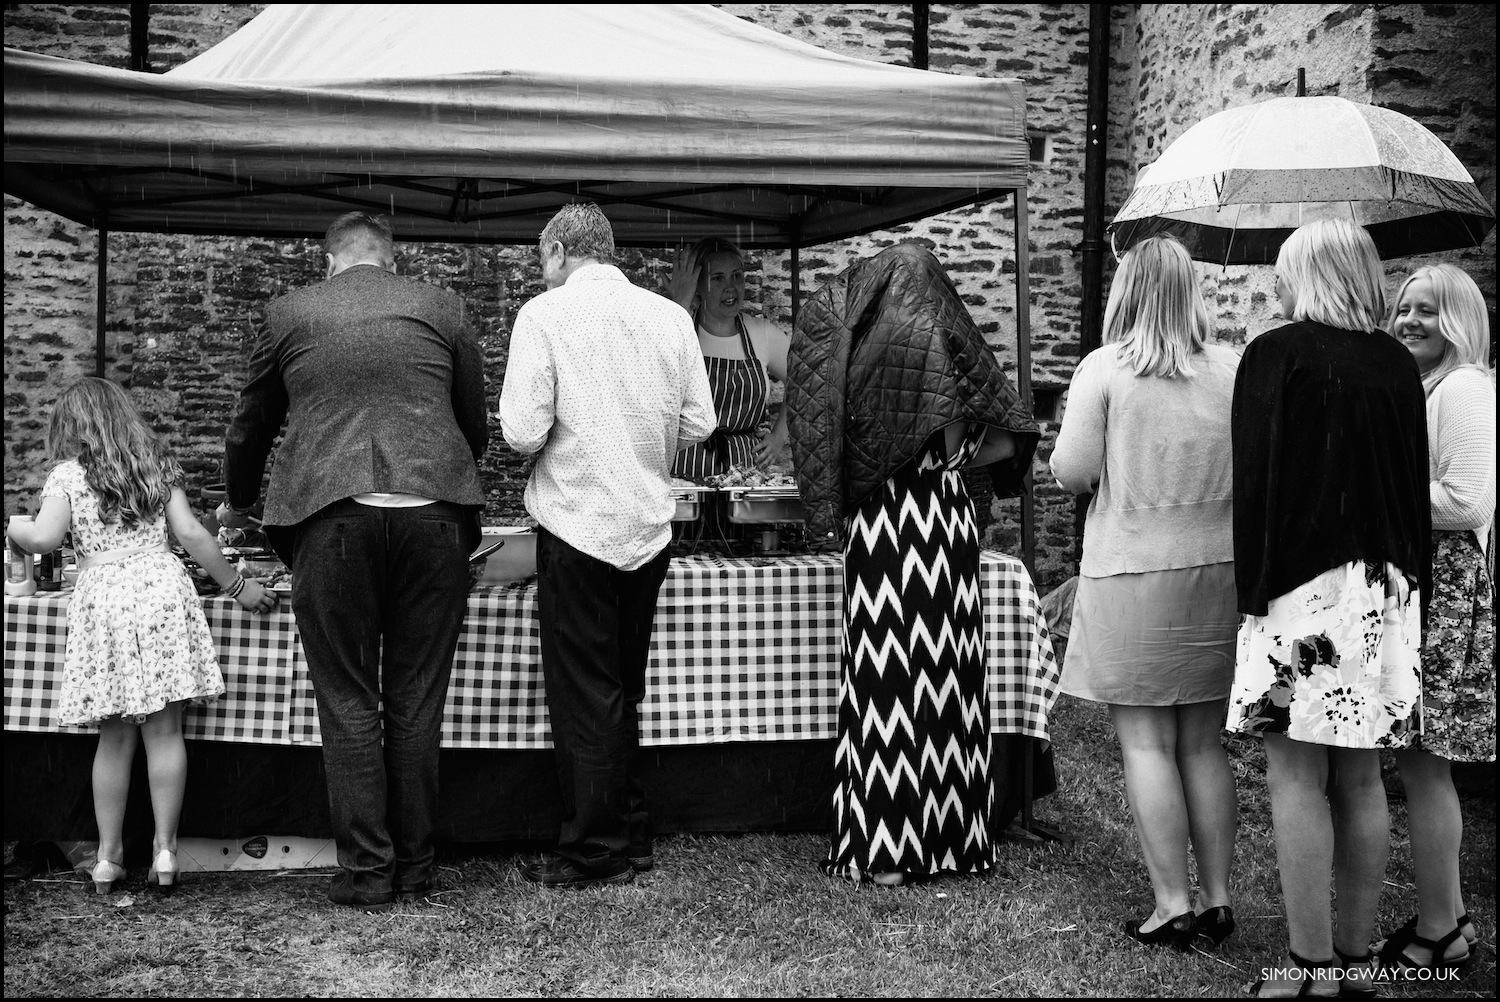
left=1014, top=191, right=1035, bottom=576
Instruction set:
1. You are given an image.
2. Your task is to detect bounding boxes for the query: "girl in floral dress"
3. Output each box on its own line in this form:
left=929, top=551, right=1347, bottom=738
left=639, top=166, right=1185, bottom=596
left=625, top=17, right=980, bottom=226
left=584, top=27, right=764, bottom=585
left=7, top=378, right=277, bottom=895
left=1373, top=264, right=1495, bottom=973
left=1227, top=220, right=1430, bottom=998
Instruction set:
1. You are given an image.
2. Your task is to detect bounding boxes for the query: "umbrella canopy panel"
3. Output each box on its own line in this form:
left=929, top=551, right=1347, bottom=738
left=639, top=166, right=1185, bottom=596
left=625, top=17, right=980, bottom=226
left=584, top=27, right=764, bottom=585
left=3, top=3, right=1028, bottom=248
left=1108, top=95, right=1494, bottom=264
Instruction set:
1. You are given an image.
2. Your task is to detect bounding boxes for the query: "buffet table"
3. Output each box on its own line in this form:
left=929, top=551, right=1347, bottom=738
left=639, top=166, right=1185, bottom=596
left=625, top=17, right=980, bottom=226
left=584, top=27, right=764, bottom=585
left=5, top=552, right=1060, bottom=842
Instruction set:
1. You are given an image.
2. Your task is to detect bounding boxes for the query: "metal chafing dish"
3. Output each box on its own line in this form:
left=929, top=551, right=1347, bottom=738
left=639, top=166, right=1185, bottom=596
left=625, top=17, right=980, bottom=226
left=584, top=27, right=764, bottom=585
left=671, top=484, right=716, bottom=522
left=726, top=485, right=805, bottom=524
left=473, top=527, right=537, bottom=585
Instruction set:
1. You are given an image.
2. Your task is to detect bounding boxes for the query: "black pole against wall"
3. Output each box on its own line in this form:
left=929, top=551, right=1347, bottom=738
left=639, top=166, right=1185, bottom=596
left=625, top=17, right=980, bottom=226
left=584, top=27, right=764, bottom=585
left=1074, top=2, right=1112, bottom=566
left=95, top=228, right=108, bottom=378
left=1014, top=190, right=1035, bottom=575
left=911, top=3, right=929, bottom=70
left=130, top=4, right=149, bottom=72
left=100, top=4, right=148, bottom=378
left=789, top=244, right=801, bottom=328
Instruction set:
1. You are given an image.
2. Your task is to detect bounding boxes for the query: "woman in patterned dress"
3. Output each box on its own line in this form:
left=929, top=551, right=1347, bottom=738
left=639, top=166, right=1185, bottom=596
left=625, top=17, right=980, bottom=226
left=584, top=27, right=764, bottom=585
left=6, top=378, right=277, bottom=895
left=1227, top=220, right=1430, bottom=998
left=825, top=420, right=1018, bottom=884
left=1373, top=264, right=1495, bottom=972
left=784, top=242, right=1039, bottom=886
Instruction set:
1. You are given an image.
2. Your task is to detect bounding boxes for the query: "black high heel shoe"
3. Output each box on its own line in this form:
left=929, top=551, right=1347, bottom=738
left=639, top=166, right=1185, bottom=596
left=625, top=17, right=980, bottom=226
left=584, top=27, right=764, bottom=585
left=1124, top=910, right=1198, bottom=950
left=1199, top=905, right=1237, bottom=947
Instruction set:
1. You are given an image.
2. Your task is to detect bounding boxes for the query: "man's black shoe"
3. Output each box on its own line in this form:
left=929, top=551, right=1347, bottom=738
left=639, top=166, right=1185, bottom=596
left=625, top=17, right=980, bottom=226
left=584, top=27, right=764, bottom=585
left=394, top=876, right=435, bottom=902
left=327, top=871, right=394, bottom=911
left=628, top=853, right=654, bottom=873
left=520, top=856, right=634, bottom=888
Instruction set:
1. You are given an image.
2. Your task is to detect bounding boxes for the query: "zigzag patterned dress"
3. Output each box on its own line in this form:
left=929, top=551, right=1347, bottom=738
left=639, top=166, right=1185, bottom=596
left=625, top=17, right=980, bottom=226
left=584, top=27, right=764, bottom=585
left=822, top=425, right=992, bottom=880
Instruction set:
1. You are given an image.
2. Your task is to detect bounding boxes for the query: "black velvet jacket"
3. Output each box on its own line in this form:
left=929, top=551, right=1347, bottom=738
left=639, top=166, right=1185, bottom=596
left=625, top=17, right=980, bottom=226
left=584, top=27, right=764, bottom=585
left=1231, top=320, right=1430, bottom=616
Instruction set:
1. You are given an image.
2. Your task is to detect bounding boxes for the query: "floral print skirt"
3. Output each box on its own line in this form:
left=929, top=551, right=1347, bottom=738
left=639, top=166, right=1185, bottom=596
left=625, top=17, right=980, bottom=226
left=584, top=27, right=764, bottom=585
left=1228, top=560, right=1422, bottom=749
left=1411, top=530, right=1495, bottom=762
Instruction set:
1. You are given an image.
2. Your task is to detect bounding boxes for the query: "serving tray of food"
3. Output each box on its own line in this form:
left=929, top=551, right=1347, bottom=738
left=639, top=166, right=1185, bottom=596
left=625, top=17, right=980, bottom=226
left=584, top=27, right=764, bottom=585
left=725, top=485, right=805, bottom=524
left=709, top=466, right=805, bottom=524
left=669, top=480, right=716, bottom=522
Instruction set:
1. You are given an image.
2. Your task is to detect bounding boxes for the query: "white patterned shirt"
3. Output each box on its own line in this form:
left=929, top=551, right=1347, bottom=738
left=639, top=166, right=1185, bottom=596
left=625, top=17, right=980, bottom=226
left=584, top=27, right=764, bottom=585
left=499, top=263, right=716, bottom=569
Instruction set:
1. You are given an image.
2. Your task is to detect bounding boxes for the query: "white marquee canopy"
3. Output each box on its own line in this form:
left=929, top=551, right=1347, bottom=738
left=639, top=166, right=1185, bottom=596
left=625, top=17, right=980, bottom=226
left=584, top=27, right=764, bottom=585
left=4, top=3, right=1029, bottom=248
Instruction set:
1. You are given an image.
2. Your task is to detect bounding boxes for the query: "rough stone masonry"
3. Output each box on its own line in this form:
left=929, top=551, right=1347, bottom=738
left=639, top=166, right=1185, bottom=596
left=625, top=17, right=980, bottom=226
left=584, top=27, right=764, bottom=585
left=4, top=4, right=1493, bottom=592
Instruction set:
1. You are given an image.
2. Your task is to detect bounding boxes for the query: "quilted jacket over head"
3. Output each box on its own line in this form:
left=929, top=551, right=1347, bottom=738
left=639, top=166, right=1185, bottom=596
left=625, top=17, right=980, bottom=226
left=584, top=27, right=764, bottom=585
left=784, top=242, right=1039, bottom=546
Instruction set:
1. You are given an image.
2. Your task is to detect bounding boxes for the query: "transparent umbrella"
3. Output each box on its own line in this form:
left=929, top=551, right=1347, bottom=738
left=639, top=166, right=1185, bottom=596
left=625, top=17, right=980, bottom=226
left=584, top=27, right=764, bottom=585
left=1107, top=95, right=1495, bottom=265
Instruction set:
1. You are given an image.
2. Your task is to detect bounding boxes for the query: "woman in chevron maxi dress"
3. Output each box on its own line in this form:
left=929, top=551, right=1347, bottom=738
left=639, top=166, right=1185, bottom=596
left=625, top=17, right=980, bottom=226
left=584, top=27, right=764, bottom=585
left=821, top=422, right=1006, bottom=885
left=787, top=242, right=1038, bottom=886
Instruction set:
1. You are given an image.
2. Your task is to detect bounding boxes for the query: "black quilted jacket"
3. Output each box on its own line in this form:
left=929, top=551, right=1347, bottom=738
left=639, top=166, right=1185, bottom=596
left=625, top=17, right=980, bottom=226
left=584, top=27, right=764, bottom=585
left=785, top=242, right=1039, bottom=547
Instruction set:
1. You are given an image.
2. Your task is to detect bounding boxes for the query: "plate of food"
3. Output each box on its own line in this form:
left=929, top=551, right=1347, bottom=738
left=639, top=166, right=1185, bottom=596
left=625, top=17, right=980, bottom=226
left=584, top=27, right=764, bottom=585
left=259, top=567, right=293, bottom=596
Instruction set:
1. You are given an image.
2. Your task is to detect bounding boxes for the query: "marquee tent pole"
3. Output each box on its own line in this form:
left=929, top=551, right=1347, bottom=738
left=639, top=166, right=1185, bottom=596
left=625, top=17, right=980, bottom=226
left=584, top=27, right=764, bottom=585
left=1014, top=190, right=1035, bottom=574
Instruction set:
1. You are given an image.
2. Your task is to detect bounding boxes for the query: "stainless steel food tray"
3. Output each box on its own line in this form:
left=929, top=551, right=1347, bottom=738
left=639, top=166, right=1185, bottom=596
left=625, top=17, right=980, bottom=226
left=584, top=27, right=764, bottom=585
left=671, top=485, right=716, bottom=522
left=726, top=486, right=805, bottom=524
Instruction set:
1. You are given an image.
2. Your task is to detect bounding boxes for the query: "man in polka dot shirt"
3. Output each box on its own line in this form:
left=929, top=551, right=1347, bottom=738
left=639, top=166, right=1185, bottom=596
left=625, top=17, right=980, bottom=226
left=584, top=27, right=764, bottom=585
left=500, top=203, right=716, bottom=888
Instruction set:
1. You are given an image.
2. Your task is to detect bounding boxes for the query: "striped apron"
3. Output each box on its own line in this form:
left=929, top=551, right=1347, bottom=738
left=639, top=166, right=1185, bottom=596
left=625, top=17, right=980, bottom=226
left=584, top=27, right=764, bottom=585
left=672, top=316, right=768, bottom=481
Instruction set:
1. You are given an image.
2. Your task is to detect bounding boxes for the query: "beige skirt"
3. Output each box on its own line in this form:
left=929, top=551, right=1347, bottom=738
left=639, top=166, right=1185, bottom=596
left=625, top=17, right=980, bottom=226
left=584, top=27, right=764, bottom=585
left=1060, top=561, right=1238, bottom=707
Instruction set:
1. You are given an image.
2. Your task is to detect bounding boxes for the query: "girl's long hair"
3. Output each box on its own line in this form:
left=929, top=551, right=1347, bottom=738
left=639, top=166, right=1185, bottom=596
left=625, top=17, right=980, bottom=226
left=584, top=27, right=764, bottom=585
left=47, top=377, right=182, bottom=528
left=1103, top=234, right=1211, bottom=378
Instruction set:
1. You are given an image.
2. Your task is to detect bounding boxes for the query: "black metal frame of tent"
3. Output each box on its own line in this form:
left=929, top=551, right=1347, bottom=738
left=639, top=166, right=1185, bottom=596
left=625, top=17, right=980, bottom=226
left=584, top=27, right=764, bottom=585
left=4, top=6, right=1040, bottom=568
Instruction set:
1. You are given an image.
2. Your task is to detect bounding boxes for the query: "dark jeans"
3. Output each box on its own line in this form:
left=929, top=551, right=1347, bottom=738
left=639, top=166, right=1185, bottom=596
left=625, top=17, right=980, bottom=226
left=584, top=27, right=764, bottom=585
left=290, top=499, right=478, bottom=895
left=536, top=527, right=670, bottom=873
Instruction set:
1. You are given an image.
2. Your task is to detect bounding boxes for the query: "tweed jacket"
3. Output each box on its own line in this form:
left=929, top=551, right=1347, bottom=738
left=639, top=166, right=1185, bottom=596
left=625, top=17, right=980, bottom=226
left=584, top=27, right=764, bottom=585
left=225, top=265, right=489, bottom=558
left=784, top=242, right=1039, bottom=545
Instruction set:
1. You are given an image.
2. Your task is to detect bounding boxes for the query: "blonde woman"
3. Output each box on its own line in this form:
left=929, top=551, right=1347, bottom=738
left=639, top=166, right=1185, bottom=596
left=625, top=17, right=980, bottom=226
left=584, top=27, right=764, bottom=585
left=1228, top=219, right=1429, bottom=998
left=1374, top=264, right=1494, bottom=973
left=1051, top=235, right=1241, bottom=950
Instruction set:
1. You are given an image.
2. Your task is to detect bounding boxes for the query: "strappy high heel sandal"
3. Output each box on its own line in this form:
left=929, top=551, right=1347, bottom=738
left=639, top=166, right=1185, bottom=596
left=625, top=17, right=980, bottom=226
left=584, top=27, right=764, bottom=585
left=148, top=848, right=179, bottom=895
left=90, top=858, right=127, bottom=895
left=1377, top=923, right=1471, bottom=973
left=1249, top=950, right=1339, bottom=998
left=1374, top=913, right=1477, bottom=960
left=1333, top=946, right=1377, bottom=998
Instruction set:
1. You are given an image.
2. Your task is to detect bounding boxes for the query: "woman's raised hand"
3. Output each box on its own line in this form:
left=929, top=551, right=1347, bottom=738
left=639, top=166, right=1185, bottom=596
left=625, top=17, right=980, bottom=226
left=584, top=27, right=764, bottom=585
left=666, top=244, right=703, bottom=313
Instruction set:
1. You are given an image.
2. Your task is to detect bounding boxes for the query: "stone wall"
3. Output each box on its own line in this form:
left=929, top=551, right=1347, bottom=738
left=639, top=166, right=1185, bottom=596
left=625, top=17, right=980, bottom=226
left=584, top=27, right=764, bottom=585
left=5, top=4, right=1495, bottom=594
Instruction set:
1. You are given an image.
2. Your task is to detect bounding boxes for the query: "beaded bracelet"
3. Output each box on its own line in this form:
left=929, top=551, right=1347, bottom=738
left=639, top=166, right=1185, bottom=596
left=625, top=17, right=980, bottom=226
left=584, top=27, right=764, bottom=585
left=224, top=574, right=247, bottom=599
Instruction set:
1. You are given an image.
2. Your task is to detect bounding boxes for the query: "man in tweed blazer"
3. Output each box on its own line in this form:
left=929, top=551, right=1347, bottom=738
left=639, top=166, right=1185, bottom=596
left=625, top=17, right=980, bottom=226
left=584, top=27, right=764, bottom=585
left=222, top=212, right=488, bottom=911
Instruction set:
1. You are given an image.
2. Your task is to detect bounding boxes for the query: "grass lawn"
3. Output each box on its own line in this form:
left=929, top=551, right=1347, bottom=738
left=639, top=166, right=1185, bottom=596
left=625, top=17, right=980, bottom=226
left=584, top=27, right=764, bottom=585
left=3, top=695, right=1493, bottom=997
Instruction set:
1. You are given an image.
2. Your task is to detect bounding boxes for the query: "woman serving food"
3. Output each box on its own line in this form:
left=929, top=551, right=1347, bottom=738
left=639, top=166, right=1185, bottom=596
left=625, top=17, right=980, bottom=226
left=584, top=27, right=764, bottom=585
left=665, top=237, right=791, bottom=479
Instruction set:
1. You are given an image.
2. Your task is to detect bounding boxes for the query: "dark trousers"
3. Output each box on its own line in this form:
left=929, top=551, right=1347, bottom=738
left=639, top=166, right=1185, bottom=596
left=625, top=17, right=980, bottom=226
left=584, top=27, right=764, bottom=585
left=290, top=499, right=478, bottom=894
left=536, top=527, right=670, bottom=873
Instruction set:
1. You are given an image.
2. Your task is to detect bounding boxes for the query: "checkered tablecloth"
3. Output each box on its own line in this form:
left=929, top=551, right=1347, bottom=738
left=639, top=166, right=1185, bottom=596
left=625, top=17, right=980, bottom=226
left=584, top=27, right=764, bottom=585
left=4, top=552, right=1060, bottom=749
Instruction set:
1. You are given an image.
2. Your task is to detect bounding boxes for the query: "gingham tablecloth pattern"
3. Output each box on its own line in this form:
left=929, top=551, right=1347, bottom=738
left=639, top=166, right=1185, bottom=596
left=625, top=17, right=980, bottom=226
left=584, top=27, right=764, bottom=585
left=4, top=552, right=1060, bottom=748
